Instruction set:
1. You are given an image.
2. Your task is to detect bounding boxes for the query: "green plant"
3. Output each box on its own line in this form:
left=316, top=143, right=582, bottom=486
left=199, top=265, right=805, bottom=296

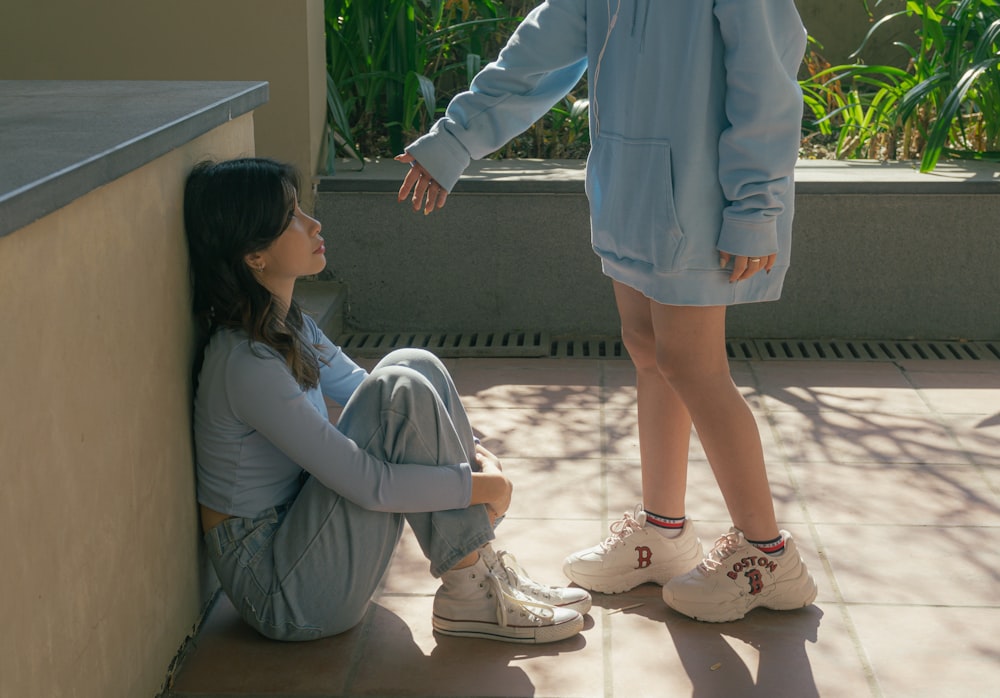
left=800, top=0, right=1000, bottom=171
left=323, top=0, right=528, bottom=169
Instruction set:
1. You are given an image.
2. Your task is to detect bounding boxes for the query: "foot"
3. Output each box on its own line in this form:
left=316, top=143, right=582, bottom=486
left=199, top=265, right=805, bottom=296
left=562, top=506, right=704, bottom=594
left=433, top=555, right=583, bottom=644
left=662, top=528, right=818, bottom=623
left=482, top=546, right=592, bottom=614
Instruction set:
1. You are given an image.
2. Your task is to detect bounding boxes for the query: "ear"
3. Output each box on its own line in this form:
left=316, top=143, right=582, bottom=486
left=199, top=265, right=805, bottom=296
left=244, top=252, right=265, bottom=273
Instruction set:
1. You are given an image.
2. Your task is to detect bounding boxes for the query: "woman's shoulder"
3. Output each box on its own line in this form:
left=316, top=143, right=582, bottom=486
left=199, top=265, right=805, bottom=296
left=204, top=328, right=283, bottom=372
left=299, top=312, right=325, bottom=341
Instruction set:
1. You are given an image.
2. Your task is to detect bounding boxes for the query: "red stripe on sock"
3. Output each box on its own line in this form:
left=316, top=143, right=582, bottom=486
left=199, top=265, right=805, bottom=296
left=749, top=538, right=785, bottom=554
left=644, top=512, right=685, bottom=529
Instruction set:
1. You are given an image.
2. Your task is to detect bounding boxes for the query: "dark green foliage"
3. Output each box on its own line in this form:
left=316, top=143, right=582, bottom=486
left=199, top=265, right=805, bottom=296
left=800, top=0, right=1000, bottom=171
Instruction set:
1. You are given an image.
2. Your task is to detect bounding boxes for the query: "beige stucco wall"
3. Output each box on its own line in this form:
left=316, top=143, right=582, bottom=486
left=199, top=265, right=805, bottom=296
left=0, top=115, right=255, bottom=698
left=0, top=0, right=325, bottom=210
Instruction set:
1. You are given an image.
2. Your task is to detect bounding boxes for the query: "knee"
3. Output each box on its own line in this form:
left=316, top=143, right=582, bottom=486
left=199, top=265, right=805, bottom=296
left=620, top=324, right=657, bottom=373
left=369, top=363, right=436, bottom=403
left=376, top=348, right=447, bottom=378
left=653, top=345, right=685, bottom=386
left=653, top=344, right=730, bottom=394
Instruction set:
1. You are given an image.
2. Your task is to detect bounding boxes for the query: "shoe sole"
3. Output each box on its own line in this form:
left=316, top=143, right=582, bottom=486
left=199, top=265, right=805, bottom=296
left=563, top=566, right=672, bottom=594
left=432, top=613, right=584, bottom=644
left=663, top=566, right=818, bottom=623
left=563, top=555, right=702, bottom=595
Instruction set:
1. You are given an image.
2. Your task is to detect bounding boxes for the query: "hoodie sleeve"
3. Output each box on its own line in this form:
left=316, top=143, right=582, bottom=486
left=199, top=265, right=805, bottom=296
left=405, top=0, right=588, bottom=192
left=713, top=0, right=807, bottom=257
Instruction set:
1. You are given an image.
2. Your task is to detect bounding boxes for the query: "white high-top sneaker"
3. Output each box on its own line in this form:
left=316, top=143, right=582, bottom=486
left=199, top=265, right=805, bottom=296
left=662, top=528, right=818, bottom=623
left=563, top=505, right=704, bottom=593
left=481, top=546, right=592, bottom=614
left=433, top=555, right=583, bottom=644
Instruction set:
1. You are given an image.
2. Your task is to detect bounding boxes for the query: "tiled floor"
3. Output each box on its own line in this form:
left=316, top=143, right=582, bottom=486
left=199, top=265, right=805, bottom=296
left=168, top=356, right=1000, bottom=698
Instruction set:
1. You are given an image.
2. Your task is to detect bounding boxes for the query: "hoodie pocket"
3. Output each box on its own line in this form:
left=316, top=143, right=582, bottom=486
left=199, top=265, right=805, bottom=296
left=586, top=136, right=686, bottom=272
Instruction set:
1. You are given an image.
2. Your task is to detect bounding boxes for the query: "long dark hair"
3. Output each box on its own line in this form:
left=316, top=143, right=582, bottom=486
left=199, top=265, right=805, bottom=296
left=183, top=157, right=321, bottom=389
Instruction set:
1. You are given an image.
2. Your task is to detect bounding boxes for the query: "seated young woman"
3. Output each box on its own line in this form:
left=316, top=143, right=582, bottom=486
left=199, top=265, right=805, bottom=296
left=183, top=157, right=589, bottom=644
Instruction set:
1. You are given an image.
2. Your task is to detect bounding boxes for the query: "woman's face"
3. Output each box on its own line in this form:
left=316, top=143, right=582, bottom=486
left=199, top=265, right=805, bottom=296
left=250, top=196, right=326, bottom=285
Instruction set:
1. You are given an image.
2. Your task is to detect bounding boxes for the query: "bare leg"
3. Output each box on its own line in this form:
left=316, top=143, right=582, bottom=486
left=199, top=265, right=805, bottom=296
left=614, top=282, right=690, bottom=519
left=613, top=281, right=779, bottom=541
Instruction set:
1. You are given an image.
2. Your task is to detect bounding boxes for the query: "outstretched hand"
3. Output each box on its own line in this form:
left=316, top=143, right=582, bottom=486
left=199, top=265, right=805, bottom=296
left=719, top=251, right=776, bottom=283
left=396, top=153, right=449, bottom=215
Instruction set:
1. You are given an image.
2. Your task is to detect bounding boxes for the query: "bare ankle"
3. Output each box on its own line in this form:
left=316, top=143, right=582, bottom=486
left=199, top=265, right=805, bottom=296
left=450, top=550, right=480, bottom=571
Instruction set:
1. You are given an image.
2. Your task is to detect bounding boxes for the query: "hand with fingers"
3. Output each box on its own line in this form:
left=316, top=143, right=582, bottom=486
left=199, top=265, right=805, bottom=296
left=473, top=442, right=511, bottom=523
left=396, top=153, right=449, bottom=215
left=719, top=251, right=777, bottom=283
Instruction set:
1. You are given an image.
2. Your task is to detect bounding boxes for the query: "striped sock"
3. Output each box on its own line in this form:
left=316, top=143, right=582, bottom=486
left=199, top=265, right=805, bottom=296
left=644, top=510, right=686, bottom=538
left=748, top=534, right=786, bottom=556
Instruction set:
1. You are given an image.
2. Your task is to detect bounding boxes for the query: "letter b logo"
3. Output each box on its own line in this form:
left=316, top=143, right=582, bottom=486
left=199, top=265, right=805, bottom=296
left=635, top=546, right=653, bottom=569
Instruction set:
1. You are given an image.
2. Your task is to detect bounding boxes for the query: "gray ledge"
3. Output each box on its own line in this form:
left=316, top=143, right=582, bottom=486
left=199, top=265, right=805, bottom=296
left=318, top=157, right=1000, bottom=195
left=0, top=80, right=269, bottom=238
left=316, top=154, right=1000, bottom=340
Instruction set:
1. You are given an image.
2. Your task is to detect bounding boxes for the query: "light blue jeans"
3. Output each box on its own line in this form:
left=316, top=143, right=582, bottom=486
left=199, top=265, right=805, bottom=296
left=204, top=349, right=495, bottom=641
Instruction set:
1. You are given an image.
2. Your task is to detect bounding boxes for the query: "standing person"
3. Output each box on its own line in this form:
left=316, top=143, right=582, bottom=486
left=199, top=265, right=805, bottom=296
left=184, top=157, right=589, bottom=644
left=397, top=1, right=817, bottom=622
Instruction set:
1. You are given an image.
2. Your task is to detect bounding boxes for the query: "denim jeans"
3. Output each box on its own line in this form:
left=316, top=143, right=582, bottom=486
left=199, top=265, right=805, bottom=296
left=204, top=349, right=495, bottom=641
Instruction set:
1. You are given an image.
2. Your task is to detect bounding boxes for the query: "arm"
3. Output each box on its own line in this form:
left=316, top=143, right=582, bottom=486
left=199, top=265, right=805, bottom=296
left=713, top=0, right=807, bottom=277
left=227, top=345, right=472, bottom=513
left=399, top=0, right=588, bottom=213
left=307, top=316, right=368, bottom=405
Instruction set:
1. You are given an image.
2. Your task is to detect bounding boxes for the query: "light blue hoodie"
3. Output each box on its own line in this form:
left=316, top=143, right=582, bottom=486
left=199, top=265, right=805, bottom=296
left=406, top=0, right=807, bottom=305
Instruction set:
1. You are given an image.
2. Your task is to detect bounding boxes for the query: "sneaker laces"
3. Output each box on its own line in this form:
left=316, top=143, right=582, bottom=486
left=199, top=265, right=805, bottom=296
left=494, top=550, right=560, bottom=603
left=598, top=509, right=645, bottom=553
left=697, top=530, right=743, bottom=574
left=484, top=569, right=559, bottom=628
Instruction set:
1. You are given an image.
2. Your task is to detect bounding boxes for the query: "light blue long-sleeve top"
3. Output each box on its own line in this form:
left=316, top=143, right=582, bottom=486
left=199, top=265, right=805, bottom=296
left=193, top=314, right=474, bottom=517
left=406, top=0, right=807, bottom=305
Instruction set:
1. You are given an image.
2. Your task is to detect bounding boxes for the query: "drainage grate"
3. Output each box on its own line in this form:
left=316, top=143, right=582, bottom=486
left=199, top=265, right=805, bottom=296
left=336, top=331, right=550, bottom=358
left=979, top=341, right=1000, bottom=360
left=747, top=339, right=998, bottom=362
left=549, top=337, right=629, bottom=359
left=337, top=332, right=999, bottom=361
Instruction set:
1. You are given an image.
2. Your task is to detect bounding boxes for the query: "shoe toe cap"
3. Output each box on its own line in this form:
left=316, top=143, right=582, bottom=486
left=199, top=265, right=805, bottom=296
left=551, top=606, right=583, bottom=625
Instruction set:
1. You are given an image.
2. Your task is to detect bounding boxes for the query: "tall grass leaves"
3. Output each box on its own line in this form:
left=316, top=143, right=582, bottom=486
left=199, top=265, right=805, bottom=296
left=801, top=0, right=1000, bottom=170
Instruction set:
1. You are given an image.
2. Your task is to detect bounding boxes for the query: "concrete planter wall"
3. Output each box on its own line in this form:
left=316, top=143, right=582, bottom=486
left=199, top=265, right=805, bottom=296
left=317, top=159, right=1000, bottom=341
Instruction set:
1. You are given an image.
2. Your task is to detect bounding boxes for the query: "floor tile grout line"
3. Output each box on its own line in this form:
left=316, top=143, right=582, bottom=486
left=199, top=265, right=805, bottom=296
left=753, top=378, right=985, bottom=469
left=833, top=600, right=1000, bottom=610
left=598, top=358, right=617, bottom=698
left=747, top=360, right=885, bottom=698
left=771, top=521, right=1000, bottom=530
left=895, top=361, right=1000, bottom=499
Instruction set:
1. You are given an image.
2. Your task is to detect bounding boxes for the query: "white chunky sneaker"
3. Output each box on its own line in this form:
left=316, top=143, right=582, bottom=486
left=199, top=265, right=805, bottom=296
left=433, top=555, right=583, bottom=644
left=662, top=528, right=818, bottom=623
left=482, top=546, right=592, bottom=615
left=562, top=506, right=704, bottom=594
